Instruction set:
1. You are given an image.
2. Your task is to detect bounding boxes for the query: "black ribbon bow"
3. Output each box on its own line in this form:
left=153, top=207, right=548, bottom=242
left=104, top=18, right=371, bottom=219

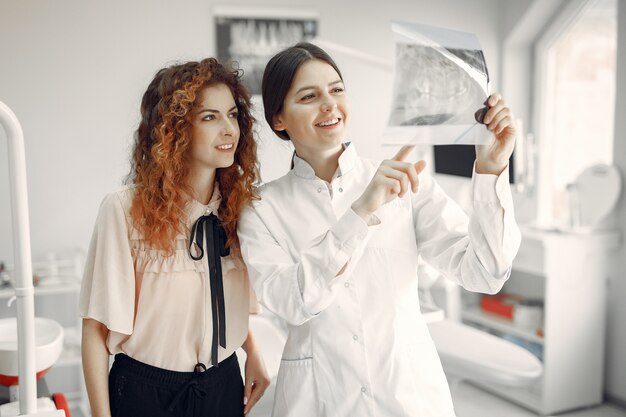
left=188, top=212, right=230, bottom=368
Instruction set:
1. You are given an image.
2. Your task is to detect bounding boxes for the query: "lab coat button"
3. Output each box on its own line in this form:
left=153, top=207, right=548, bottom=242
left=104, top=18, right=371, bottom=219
left=339, top=187, right=344, bottom=192
left=344, top=282, right=350, bottom=288
left=361, top=386, right=367, bottom=393
left=353, top=334, right=358, bottom=341
left=317, top=187, right=322, bottom=193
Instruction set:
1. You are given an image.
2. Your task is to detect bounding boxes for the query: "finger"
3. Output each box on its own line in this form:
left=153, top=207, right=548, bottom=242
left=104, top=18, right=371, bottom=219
left=414, top=160, right=427, bottom=175
left=243, top=379, right=253, bottom=409
left=487, top=107, right=509, bottom=131
left=383, top=161, right=419, bottom=192
left=407, top=160, right=427, bottom=192
left=486, top=92, right=502, bottom=107
left=380, top=166, right=409, bottom=197
left=392, top=145, right=415, bottom=162
left=387, top=160, right=427, bottom=193
left=380, top=176, right=401, bottom=197
left=244, top=384, right=265, bottom=414
left=495, top=116, right=514, bottom=135
left=484, top=101, right=505, bottom=125
left=405, top=164, right=419, bottom=193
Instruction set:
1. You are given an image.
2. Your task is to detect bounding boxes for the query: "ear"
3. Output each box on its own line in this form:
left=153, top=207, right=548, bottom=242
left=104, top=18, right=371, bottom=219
left=272, top=114, right=286, bottom=132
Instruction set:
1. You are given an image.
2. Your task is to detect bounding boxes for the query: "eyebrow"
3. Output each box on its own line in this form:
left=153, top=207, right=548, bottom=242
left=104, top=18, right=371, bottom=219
left=198, top=105, right=238, bottom=114
left=294, top=79, right=343, bottom=95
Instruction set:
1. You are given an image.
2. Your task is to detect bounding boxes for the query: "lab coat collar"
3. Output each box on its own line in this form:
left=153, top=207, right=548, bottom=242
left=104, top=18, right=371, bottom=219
left=292, top=142, right=357, bottom=180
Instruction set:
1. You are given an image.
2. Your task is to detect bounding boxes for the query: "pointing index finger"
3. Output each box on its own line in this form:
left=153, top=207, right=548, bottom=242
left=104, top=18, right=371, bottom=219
left=392, top=145, right=415, bottom=162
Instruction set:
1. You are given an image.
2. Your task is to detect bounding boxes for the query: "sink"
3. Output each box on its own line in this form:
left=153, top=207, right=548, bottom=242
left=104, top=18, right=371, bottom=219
left=0, top=318, right=64, bottom=384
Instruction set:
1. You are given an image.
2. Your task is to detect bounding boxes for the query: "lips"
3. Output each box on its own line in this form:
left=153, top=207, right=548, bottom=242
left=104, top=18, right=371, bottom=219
left=315, top=117, right=341, bottom=127
left=215, top=143, right=235, bottom=150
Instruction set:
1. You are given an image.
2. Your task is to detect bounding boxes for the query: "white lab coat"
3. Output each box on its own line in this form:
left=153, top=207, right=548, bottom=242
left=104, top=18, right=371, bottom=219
left=238, top=143, right=521, bottom=417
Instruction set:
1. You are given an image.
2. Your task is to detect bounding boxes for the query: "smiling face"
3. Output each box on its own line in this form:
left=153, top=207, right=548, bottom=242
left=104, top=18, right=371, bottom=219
left=272, top=59, right=350, bottom=157
left=189, top=83, right=240, bottom=170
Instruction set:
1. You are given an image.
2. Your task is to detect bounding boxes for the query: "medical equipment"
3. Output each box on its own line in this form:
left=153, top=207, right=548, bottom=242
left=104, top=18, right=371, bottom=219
left=568, top=163, right=622, bottom=230
left=0, top=100, right=66, bottom=416
left=418, top=262, right=543, bottom=389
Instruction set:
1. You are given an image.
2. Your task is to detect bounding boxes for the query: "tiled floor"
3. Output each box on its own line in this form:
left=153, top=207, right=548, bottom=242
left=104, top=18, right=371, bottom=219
left=246, top=381, right=626, bottom=417
left=451, top=382, right=626, bottom=417
left=69, top=380, right=626, bottom=417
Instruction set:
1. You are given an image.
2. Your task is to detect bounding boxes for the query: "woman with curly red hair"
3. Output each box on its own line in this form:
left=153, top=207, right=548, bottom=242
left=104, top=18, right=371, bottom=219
left=79, top=58, right=269, bottom=417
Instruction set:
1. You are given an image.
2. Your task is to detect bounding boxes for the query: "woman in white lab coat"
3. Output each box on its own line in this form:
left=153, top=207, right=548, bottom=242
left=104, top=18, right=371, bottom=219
left=237, top=42, right=521, bottom=417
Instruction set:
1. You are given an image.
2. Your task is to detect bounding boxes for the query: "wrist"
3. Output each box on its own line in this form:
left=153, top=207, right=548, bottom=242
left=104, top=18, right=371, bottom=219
left=351, top=200, right=373, bottom=223
left=475, top=159, right=508, bottom=176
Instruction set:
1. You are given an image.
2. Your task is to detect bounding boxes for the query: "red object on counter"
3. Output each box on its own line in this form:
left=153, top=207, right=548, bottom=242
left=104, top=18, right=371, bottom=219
left=480, top=294, right=522, bottom=319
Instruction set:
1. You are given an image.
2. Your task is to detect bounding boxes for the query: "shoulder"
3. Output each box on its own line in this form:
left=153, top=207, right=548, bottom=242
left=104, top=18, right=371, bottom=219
left=96, top=185, right=136, bottom=226
left=240, top=173, right=296, bottom=223
left=254, top=171, right=297, bottom=200
left=100, top=185, right=135, bottom=209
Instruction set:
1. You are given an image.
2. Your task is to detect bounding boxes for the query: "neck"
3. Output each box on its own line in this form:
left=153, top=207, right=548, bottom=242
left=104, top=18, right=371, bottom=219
left=295, top=143, right=344, bottom=182
left=187, top=164, right=217, bottom=205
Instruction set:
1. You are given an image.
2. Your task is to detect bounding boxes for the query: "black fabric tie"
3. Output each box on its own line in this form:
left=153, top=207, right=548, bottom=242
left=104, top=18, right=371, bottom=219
left=188, top=212, right=230, bottom=368
left=167, top=363, right=208, bottom=416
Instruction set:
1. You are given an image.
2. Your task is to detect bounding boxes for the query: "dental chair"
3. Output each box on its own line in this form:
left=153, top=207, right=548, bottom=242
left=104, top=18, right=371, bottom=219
left=419, top=262, right=543, bottom=390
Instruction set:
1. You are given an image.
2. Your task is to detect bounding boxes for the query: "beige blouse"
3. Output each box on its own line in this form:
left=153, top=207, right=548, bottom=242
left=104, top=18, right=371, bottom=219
left=79, top=186, right=258, bottom=372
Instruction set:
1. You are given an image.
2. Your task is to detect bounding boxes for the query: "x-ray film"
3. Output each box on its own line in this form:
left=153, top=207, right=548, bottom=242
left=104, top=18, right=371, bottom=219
left=384, top=21, right=492, bottom=145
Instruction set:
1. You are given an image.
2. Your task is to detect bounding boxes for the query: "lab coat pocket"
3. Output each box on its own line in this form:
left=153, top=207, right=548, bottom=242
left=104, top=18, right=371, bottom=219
left=273, top=357, right=318, bottom=417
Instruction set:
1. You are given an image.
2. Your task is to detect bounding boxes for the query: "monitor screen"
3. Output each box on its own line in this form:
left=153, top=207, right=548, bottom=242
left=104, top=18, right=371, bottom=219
left=433, top=145, right=515, bottom=183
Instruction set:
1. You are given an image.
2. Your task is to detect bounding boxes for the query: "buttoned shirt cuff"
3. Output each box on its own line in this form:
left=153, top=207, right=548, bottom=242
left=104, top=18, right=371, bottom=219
left=471, top=162, right=514, bottom=209
left=324, top=209, right=379, bottom=278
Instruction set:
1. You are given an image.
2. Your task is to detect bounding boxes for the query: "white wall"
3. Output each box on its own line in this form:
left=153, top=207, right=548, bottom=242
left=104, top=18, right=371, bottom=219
left=0, top=0, right=219, bottom=262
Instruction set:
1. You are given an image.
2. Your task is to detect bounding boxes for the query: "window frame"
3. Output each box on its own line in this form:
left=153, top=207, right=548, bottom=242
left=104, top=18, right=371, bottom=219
left=532, top=0, right=612, bottom=225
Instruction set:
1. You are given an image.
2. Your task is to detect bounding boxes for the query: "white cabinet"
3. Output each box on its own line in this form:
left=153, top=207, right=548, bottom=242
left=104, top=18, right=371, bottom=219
left=0, top=253, right=87, bottom=416
left=460, top=226, right=621, bottom=415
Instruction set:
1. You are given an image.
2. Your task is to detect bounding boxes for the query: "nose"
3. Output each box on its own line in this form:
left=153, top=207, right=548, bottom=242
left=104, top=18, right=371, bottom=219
left=320, top=94, right=337, bottom=113
left=222, top=117, right=237, bottom=136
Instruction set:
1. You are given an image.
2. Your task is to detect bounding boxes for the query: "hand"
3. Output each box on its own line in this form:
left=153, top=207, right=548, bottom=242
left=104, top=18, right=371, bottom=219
left=475, top=93, right=517, bottom=175
left=351, top=145, right=427, bottom=221
left=243, top=347, right=270, bottom=415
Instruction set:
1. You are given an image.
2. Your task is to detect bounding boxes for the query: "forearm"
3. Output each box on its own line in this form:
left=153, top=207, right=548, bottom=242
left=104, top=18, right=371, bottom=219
left=414, top=174, right=519, bottom=293
left=241, top=327, right=257, bottom=355
left=471, top=163, right=521, bottom=274
left=81, top=318, right=112, bottom=417
left=240, top=208, right=371, bottom=325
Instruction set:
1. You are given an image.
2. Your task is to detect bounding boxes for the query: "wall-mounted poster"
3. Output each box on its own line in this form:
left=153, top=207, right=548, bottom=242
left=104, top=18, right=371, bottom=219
left=214, top=6, right=318, bottom=95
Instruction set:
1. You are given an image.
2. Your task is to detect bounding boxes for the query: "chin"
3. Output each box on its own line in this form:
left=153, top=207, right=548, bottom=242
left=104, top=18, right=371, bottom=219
left=204, top=157, right=235, bottom=170
left=323, top=134, right=345, bottom=146
left=217, top=160, right=235, bottom=169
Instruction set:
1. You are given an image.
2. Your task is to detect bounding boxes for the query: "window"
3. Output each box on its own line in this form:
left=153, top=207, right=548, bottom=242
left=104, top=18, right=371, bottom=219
left=535, top=0, right=616, bottom=226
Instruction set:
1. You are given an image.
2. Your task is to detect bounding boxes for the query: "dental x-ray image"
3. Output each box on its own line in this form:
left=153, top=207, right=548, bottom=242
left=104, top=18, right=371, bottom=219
left=384, top=21, right=492, bottom=145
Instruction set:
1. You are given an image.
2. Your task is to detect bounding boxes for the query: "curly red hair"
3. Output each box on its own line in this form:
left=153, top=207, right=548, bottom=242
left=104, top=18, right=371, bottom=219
left=127, top=58, right=259, bottom=253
